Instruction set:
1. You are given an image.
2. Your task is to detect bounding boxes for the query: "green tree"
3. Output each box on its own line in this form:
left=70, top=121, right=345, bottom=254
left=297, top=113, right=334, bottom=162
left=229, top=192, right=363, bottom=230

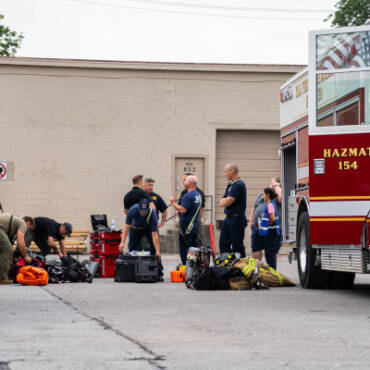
left=0, top=14, right=24, bottom=56
left=326, top=0, right=370, bottom=27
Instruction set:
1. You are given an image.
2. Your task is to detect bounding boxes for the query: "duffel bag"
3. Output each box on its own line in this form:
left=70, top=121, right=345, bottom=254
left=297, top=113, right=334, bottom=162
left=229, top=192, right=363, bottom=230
left=16, top=266, right=49, bottom=286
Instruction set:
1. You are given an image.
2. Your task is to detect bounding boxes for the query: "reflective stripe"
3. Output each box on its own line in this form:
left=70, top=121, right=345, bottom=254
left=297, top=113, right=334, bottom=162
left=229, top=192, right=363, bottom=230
left=242, top=265, right=252, bottom=276
left=268, top=267, right=284, bottom=285
left=310, top=201, right=370, bottom=217
left=241, top=258, right=258, bottom=277
left=146, top=208, right=153, bottom=224
left=186, top=202, right=202, bottom=234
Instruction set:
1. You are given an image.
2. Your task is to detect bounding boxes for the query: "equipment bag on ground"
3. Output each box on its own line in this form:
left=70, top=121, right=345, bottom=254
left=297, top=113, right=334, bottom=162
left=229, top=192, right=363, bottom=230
left=17, top=266, right=49, bottom=286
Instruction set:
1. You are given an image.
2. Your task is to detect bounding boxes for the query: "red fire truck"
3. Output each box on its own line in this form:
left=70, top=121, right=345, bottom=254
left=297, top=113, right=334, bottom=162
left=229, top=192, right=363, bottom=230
left=280, top=24, right=370, bottom=289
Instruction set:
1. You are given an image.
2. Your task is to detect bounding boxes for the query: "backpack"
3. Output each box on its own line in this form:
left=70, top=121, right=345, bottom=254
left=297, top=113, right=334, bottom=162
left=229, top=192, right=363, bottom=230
left=193, top=266, right=230, bottom=290
left=61, top=256, right=93, bottom=283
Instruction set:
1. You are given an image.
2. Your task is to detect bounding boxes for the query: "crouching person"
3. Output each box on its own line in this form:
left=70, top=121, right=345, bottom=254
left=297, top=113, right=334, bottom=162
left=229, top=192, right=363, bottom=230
left=0, top=213, right=31, bottom=284
left=23, top=217, right=72, bottom=257
left=119, top=199, right=163, bottom=280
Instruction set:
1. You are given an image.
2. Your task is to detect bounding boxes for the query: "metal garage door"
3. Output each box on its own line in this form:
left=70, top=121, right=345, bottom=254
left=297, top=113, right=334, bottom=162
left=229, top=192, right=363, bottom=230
left=215, top=130, right=281, bottom=223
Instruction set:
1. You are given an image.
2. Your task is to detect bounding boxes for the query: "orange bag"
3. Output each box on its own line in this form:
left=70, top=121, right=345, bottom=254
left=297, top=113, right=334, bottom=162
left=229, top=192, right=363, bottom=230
left=171, top=270, right=186, bottom=283
left=16, top=266, right=49, bottom=286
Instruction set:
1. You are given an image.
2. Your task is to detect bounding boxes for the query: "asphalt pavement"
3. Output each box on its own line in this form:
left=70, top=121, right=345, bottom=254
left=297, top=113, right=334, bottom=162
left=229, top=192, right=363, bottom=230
left=2, top=255, right=370, bottom=370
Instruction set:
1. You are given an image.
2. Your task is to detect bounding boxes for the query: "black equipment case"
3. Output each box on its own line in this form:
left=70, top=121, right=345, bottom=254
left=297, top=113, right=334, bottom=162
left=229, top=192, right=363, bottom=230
left=115, top=254, right=159, bottom=283
left=135, top=256, right=159, bottom=283
left=115, top=255, right=137, bottom=282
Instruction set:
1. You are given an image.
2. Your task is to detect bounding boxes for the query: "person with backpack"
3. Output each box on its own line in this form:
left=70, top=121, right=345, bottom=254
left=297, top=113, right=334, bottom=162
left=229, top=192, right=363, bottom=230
left=257, top=187, right=281, bottom=270
left=170, top=175, right=202, bottom=265
left=119, top=198, right=163, bottom=279
left=0, top=213, right=31, bottom=284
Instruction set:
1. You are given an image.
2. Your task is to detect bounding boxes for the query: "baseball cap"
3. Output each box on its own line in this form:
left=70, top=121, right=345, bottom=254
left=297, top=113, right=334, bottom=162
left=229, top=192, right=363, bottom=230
left=138, top=199, right=150, bottom=214
left=63, top=222, right=73, bottom=237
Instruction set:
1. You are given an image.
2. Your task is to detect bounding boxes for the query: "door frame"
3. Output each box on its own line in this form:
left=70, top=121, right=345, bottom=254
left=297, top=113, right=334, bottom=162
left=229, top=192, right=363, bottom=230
left=171, top=154, right=209, bottom=199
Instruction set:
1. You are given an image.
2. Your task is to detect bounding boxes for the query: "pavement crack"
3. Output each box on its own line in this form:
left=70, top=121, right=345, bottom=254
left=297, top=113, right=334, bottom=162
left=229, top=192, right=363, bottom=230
left=42, top=288, right=166, bottom=369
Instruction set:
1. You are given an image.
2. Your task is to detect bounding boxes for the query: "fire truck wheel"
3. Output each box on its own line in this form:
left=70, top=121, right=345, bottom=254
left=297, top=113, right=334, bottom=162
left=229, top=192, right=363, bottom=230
left=297, top=211, right=329, bottom=289
left=328, top=271, right=355, bottom=289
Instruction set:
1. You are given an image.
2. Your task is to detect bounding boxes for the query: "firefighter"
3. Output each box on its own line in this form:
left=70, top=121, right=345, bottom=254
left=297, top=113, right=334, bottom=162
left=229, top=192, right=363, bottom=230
left=176, top=173, right=205, bottom=264
left=170, top=175, right=202, bottom=265
left=143, top=177, right=167, bottom=228
left=219, top=164, right=247, bottom=258
left=119, top=199, right=163, bottom=279
left=0, top=213, right=31, bottom=284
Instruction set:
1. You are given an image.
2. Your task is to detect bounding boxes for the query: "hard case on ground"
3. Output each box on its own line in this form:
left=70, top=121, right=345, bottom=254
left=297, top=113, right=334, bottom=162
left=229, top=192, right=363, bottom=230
left=115, top=255, right=137, bottom=282
left=135, top=256, right=159, bottom=283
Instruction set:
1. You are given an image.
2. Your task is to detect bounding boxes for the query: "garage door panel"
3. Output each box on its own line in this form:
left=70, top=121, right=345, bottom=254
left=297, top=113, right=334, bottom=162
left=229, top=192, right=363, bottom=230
left=216, top=130, right=280, bottom=221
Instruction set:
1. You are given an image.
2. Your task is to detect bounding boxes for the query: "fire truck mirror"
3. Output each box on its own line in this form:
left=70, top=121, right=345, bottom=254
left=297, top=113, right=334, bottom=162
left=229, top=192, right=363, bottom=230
left=313, top=159, right=325, bottom=175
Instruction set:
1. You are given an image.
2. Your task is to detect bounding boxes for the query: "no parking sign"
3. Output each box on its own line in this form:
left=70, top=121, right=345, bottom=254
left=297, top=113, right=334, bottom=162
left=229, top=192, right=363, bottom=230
left=0, top=162, right=8, bottom=181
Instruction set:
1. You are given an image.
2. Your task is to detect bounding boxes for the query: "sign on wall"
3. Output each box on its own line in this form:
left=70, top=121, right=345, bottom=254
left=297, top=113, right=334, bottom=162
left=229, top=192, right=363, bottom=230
left=0, top=162, right=7, bottom=181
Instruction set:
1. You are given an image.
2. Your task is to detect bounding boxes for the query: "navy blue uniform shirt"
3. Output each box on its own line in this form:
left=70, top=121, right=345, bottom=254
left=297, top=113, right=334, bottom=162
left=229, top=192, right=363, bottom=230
left=126, top=204, right=158, bottom=232
left=223, top=178, right=247, bottom=216
left=180, top=190, right=202, bottom=224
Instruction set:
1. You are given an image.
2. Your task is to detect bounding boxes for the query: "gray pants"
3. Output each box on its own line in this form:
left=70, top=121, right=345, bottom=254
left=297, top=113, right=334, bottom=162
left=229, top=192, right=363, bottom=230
left=0, top=229, right=13, bottom=280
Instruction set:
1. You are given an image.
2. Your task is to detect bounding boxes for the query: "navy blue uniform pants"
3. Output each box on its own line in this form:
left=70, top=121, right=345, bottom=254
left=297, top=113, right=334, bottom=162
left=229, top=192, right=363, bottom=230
left=128, top=228, right=163, bottom=274
left=179, top=222, right=199, bottom=265
left=251, top=226, right=279, bottom=270
left=219, top=214, right=247, bottom=258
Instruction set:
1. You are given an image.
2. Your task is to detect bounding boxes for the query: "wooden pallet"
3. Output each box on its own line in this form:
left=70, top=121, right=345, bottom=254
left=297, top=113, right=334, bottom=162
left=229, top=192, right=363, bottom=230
left=30, top=230, right=90, bottom=254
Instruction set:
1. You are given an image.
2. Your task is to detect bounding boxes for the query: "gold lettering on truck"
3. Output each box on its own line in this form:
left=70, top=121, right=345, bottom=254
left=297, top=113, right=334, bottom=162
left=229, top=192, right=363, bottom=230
left=321, top=146, right=368, bottom=171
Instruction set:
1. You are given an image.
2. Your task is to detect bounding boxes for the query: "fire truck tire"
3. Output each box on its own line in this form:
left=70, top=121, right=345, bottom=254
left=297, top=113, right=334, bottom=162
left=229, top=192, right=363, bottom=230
left=297, top=212, right=329, bottom=289
left=328, top=271, right=355, bottom=289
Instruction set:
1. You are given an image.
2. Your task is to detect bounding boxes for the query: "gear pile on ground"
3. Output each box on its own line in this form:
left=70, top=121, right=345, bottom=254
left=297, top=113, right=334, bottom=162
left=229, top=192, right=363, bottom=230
left=9, top=255, right=93, bottom=284
left=193, top=253, right=295, bottom=290
left=47, top=256, right=93, bottom=284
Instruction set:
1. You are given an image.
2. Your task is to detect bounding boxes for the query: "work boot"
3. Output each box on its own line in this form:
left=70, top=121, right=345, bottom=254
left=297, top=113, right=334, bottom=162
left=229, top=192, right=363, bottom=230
left=0, top=279, right=13, bottom=284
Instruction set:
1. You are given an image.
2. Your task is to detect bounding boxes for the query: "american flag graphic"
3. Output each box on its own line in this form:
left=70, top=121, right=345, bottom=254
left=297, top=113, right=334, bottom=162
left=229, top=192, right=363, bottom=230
left=316, top=31, right=370, bottom=70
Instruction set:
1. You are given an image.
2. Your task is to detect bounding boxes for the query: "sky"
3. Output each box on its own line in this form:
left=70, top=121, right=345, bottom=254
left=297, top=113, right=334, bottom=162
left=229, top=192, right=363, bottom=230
left=1, top=0, right=338, bottom=65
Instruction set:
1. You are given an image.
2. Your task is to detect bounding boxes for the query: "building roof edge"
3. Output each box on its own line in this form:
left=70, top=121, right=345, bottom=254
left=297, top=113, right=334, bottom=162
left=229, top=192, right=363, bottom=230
left=0, top=56, right=306, bottom=73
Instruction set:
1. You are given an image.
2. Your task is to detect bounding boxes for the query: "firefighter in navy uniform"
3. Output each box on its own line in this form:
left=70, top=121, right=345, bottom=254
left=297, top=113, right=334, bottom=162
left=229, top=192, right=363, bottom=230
left=171, top=175, right=202, bottom=265
left=176, top=173, right=205, bottom=265
left=119, top=199, right=164, bottom=279
left=219, top=163, right=247, bottom=258
left=143, top=178, right=167, bottom=228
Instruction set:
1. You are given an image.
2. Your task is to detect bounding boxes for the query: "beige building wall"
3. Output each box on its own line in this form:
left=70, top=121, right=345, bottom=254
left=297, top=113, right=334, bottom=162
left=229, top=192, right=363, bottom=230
left=0, top=58, right=303, bottom=229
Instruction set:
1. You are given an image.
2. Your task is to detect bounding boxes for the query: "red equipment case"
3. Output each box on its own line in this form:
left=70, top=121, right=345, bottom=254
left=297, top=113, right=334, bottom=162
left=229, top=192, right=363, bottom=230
left=100, top=255, right=118, bottom=278
left=89, top=231, right=121, bottom=278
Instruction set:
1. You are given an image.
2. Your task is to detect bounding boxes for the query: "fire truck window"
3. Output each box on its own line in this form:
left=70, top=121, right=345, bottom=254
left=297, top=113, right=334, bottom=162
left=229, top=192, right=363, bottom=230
left=316, top=31, right=370, bottom=70
left=317, top=114, right=334, bottom=127
left=336, top=102, right=359, bottom=126
left=316, top=70, right=370, bottom=127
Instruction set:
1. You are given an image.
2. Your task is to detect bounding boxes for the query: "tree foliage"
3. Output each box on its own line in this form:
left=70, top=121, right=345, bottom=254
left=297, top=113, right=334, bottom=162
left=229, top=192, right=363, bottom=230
left=0, top=14, right=24, bottom=56
left=326, top=0, right=370, bottom=27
